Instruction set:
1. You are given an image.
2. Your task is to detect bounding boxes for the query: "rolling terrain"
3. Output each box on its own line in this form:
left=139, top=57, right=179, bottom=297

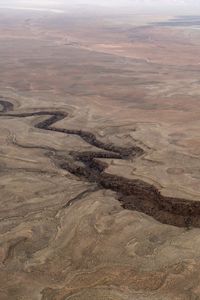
left=0, top=7, right=200, bottom=300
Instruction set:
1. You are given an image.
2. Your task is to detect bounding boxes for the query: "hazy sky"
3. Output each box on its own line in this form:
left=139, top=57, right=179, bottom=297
left=1, top=0, right=200, bottom=14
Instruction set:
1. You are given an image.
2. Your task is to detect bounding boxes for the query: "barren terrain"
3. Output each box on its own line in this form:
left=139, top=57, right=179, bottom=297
left=0, top=8, right=200, bottom=300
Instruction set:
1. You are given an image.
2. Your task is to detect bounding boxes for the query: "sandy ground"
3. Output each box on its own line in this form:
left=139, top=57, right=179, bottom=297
left=0, top=8, right=200, bottom=299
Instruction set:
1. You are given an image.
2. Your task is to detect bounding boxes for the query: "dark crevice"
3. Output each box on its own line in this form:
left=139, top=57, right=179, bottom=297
left=1, top=100, right=200, bottom=228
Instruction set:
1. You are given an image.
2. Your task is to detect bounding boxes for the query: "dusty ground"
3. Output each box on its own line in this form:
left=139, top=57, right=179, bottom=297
left=0, top=8, right=200, bottom=300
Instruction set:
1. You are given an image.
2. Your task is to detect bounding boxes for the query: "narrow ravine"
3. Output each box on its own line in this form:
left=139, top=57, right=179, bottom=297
left=1, top=99, right=200, bottom=228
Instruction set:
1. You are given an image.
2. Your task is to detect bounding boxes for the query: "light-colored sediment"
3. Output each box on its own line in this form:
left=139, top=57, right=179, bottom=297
left=0, top=8, right=200, bottom=300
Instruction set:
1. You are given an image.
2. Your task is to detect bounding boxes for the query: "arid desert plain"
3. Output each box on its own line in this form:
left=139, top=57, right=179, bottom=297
left=0, top=3, right=200, bottom=300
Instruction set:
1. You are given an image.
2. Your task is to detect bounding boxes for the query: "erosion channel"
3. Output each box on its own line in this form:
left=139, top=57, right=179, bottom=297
left=1, top=99, right=200, bottom=228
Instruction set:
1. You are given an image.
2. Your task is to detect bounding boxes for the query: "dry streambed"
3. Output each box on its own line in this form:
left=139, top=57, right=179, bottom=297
left=1, top=99, right=200, bottom=228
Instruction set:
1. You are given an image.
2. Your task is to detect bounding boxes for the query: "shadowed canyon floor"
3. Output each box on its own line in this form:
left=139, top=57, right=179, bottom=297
left=0, top=7, right=200, bottom=300
left=1, top=99, right=200, bottom=229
